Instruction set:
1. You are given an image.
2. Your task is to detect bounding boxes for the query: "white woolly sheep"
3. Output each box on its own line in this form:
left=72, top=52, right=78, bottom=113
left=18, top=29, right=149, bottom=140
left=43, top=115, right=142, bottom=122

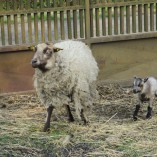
left=30, top=40, right=99, bottom=131
left=133, top=76, right=157, bottom=120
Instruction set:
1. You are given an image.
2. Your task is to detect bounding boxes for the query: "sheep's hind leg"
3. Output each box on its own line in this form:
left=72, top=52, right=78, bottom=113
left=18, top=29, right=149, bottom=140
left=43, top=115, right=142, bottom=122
left=43, top=106, right=54, bottom=132
left=65, top=104, right=74, bottom=122
left=133, top=104, right=141, bottom=121
left=80, top=109, right=88, bottom=125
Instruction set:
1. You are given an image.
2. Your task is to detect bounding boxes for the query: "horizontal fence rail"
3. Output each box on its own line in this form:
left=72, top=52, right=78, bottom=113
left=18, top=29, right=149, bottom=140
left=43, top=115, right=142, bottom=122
left=0, top=0, right=157, bottom=51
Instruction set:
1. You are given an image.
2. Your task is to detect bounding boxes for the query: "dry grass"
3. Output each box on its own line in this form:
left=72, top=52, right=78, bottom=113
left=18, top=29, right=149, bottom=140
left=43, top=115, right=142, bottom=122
left=1, top=83, right=157, bottom=157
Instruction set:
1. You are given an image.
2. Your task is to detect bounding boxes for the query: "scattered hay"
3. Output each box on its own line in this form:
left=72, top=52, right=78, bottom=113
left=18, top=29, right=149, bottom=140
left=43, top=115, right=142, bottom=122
left=1, top=83, right=157, bottom=156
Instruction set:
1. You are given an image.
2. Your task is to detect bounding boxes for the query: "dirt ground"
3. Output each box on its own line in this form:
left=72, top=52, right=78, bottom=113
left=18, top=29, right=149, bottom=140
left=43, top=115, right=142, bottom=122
left=1, top=83, right=157, bottom=157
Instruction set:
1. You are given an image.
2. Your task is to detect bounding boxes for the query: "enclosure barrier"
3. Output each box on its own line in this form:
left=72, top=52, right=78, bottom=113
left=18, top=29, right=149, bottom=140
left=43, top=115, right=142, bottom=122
left=0, top=0, right=157, bottom=52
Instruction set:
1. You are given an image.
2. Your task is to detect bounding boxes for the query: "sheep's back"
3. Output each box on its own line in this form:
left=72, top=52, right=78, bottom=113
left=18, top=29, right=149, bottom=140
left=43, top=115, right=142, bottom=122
left=54, top=40, right=99, bottom=84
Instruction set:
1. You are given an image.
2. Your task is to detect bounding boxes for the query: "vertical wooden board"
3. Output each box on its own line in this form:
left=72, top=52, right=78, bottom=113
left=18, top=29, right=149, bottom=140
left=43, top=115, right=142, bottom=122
left=156, top=3, right=157, bottom=30
left=21, top=14, right=26, bottom=43
left=40, top=0, right=44, bottom=8
left=73, top=0, right=77, bottom=39
left=126, top=5, right=130, bottom=34
left=144, top=4, right=148, bottom=32
left=47, top=0, right=51, bottom=7
left=138, top=4, right=142, bottom=32
left=26, top=0, right=31, bottom=9
left=54, top=0, right=58, bottom=40
left=41, top=12, right=45, bottom=42
left=85, top=0, right=90, bottom=45
left=95, top=8, right=100, bottom=37
left=114, top=7, right=118, bottom=35
left=60, top=11, right=65, bottom=40
left=132, top=5, right=136, bottom=33
left=79, top=9, right=84, bottom=38
left=54, top=12, right=58, bottom=40
left=7, top=15, right=12, bottom=45
left=40, top=0, right=45, bottom=42
left=13, top=0, right=19, bottom=44
left=26, top=0, right=32, bottom=43
left=34, top=13, right=39, bottom=43
left=67, top=11, right=72, bottom=39
left=150, top=3, right=154, bottom=31
left=60, top=0, right=65, bottom=40
left=28, top=13, right=33, bottom=43
left=6, top=1, right=12, bottom=45
left=66, top=0, right=72, bottom=39
left=120, top=6, right=124, bottom=34
left=34, top=0, right=37, bottom=8
left=102, top=7, right=106, bottom=36
left=108, top=7, right=112, bottom=35
left=47, top=0, right=52, bottom=41
left=14, top=15, right=19, bottom=44
left=79, top=0, right=84, bottom=38
left=0, top=16, right=5, bottom=45
left=47, top=12, right=52, bottom=41
left=90, top=8, right=94, bottom=37
left=34, top=0, right=38, bottom=42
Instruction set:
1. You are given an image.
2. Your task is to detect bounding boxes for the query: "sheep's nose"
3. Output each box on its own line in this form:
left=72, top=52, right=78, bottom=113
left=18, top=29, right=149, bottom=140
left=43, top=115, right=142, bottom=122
left=32, top=59, right=37, bottom=64
left=133, top=89, right=137, bottom=94
left=31, top=59, right=38, bottom=68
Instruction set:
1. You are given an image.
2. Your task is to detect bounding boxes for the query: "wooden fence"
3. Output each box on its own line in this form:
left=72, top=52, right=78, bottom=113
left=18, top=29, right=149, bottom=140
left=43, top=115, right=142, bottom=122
left=0, top=0, right=157, bottom=51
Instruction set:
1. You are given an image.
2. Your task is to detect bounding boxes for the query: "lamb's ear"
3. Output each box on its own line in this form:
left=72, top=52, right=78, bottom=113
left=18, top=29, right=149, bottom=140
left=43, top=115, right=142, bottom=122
left=53, top=47, right=63, bottom=53
left=133, top=76, right=137, bottom=79
left=28, top=45, right=36, bottom=51
left=144, top=77, right=149, bottom=83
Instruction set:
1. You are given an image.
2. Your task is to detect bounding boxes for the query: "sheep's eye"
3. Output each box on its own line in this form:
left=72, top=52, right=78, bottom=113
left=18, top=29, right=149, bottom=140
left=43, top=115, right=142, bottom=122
left=138, top=84, right=142, bottom=87
left=43, top=47, right=48, bottom=54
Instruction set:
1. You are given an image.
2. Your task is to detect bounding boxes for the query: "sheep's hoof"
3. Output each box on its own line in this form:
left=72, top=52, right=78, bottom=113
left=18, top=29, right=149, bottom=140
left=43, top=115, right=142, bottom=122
left=68, top=118, right=75, bottom=123
left=83, top=120, right=89, bottom=125
left=133, top=116, right=138, bottom=121
left=43, top=124, right=50, bottom=132
left=146, top=114, right=152, bottom=119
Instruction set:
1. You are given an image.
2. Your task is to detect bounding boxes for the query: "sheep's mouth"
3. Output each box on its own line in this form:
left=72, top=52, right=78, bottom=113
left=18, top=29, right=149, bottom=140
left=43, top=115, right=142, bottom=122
left=32, top=62, right=48, bottom=72
left=133, top=89, right=141, bottom=94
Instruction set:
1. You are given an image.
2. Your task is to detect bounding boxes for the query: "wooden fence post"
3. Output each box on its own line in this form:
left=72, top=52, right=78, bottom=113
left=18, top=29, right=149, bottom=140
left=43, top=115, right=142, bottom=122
left=85, top=0, right=91, bottom=46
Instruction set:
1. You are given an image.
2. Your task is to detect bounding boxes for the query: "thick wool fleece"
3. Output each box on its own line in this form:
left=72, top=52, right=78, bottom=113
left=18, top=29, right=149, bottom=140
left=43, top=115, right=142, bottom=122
left=33, top=40, right=99, bottom=119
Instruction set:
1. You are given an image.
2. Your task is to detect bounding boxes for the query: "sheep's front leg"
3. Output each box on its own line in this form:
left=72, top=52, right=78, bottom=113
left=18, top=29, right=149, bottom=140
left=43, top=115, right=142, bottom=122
left=43, top=106, right=54, bottom=132
left=146, top=99, right=153, bottom=119
left=65, top=104, right=74, bottom=122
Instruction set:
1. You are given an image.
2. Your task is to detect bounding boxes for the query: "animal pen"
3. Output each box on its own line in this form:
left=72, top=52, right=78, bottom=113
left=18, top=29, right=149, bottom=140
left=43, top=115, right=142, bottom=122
left=0, top=0, right=157, bottom=92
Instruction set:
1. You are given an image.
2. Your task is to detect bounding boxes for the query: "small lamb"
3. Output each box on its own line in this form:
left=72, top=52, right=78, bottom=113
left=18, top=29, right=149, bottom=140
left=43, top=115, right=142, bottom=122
left=133, top=76, right=157, bottom=120
left=30, top=40, right=99, bottom=131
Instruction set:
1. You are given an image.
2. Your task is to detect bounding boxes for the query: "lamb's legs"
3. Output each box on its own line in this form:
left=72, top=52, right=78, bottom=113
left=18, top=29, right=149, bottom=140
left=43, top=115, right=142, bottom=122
left=65, top=104, right=74, bottom=122
left=146, top=99, right=153, bottom=119
left=133, top=104, right=141, bottom=121
left=43, top=106, right=54, bottom=132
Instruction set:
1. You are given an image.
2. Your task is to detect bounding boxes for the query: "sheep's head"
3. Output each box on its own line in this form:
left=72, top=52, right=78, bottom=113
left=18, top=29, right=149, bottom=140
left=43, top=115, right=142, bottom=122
left=30, top=43, right=63, bottom=72
left=133, top=76, right=143, bottom=94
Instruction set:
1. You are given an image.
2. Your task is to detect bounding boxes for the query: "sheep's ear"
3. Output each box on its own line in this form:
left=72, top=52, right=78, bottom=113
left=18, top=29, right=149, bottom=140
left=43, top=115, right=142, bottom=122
left=28, top=45, right=36, bottom=51
left=133, top=76, right=137, bottom=79
left=144, top=77, right=149, bottom=83
left=53, top=47, right=63, bottom=53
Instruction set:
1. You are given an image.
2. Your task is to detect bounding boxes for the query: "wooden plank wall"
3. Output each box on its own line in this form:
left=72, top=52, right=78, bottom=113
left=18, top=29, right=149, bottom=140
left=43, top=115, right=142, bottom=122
left=0, top=0, right=157, bottom=50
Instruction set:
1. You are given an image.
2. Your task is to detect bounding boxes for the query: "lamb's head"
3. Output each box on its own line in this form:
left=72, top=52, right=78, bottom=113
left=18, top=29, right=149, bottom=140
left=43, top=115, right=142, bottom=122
left=30, top=43, right=63, bottom=72
left=133, top=76, right=148, bottom=94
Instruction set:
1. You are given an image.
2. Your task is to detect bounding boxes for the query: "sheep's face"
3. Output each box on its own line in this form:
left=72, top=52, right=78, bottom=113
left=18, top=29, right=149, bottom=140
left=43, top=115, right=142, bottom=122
left=31, top=43, right=62, bottom=72
left=133, top=77, right=143, bottom=94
